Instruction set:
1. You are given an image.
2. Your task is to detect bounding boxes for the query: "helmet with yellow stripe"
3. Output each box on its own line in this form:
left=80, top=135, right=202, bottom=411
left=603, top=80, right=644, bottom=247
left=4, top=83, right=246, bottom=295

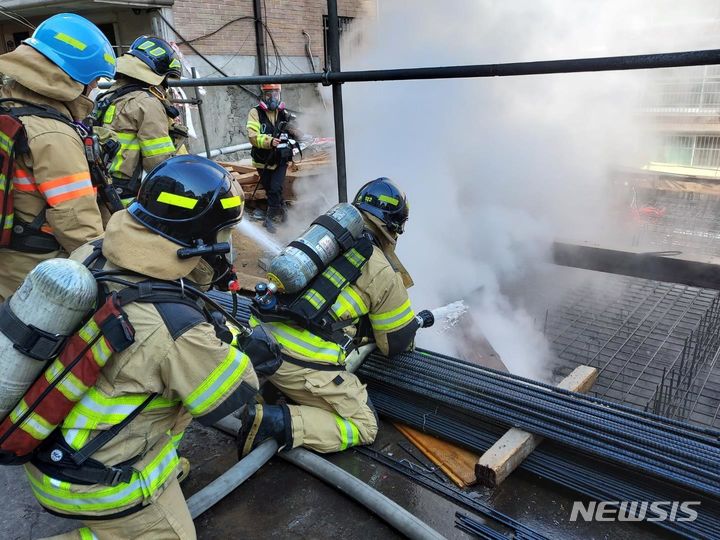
left=124, top=36, right=182, bottom=83
left=128, top=155, right=244, bottom=249
left=24, top=13, right=116, bottom=85
left=353, top=177, right=409, bottom=235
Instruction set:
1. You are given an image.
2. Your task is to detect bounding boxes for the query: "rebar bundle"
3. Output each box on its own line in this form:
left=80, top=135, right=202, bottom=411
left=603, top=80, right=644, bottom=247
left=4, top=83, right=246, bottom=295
left=359, top=349, right=720, bottom=538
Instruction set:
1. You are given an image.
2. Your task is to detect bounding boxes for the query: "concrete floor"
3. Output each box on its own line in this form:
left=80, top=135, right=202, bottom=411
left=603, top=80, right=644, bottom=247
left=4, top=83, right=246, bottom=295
left=2, top=416, right=673, bottom=540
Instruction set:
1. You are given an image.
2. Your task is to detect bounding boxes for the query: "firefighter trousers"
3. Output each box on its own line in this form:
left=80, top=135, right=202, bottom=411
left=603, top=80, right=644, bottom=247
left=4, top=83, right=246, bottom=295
left=39, top=478, right=195, bottom=540
left=258, top=161, right=288, bottom=209
left=268, top=359, right=379, bottom=453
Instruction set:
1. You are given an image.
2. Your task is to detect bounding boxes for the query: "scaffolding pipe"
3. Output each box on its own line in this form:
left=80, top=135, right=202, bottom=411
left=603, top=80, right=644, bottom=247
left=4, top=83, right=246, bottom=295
left=326, top=0, right=348, bottom=202
left=168, top=48, right=720, bottom=88
left=191, top=67, right=212, bottom=157
left=198, top=143, right=252, bottom=158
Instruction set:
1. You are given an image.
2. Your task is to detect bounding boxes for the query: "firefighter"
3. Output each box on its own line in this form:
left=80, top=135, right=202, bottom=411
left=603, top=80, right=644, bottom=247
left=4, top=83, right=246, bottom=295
left=95, top=35, right=184, bottom=208
left=238, top=177, right=435, bottom=456
left=28, top=155, right=260, bottom=540
left=246, top=83, right=303, bottom=233
left=0, top=14, right=115, bottom=302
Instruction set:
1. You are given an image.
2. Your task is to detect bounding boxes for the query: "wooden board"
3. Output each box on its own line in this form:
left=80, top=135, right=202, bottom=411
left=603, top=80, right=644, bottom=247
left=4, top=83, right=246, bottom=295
left=395, top=423, right=479, bottom=488
left=475, top=365, right=598, bottom=487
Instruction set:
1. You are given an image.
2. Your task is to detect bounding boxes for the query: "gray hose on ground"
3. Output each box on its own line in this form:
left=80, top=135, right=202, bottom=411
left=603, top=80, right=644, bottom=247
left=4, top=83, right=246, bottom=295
left=280, top=448, right=446, bottom=540
left=188, top=422, right=277, bottom=519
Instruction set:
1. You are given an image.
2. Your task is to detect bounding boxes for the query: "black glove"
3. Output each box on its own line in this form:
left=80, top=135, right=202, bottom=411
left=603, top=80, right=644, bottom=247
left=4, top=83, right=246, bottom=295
left=237, top=325, right=283, bottom=377
left=416, top=309, right=434, bottom=328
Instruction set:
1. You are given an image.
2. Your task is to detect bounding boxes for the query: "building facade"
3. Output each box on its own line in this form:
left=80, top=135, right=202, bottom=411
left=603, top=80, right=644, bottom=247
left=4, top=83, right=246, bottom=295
left=0, top=1, right=373, bottom=153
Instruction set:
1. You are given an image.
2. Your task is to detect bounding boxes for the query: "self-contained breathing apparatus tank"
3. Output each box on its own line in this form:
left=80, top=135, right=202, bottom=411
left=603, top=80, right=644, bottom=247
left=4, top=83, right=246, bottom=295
left=267, top=203, right=365, bottom=293
left=0, top=259, right=97, bottom=419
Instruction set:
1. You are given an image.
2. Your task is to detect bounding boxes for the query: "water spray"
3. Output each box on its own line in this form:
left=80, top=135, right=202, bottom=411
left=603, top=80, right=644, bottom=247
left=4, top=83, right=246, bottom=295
left=236, top=219, right=283, bottom=255
left=430, top=300, right=469, bottom=331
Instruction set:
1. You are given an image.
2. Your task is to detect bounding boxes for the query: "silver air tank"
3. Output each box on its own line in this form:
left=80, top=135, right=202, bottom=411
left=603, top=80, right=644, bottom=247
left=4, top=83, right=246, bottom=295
left=0, top=259, right=97, bottom=419
left=268, top=203, right=364, bottom=293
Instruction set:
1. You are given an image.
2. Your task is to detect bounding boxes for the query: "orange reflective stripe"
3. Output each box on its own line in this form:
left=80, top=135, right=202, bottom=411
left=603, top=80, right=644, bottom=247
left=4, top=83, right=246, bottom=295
left=38, top=172, right=94, bottom=206
left=13, top=168, right=36, bottom=192
left=37, top=172, right=91, bottom=193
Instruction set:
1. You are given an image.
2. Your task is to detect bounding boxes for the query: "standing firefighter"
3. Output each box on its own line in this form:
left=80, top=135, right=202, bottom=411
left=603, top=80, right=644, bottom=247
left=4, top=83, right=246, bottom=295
left=22, top=156, right=260, bottom=539
left=0, top=14, right=116, bottom=301
left=246, top=83, right=302, bottom=233
left=239, top=178, right=435, bottom=456
left=95, top=36, right=183, bottom=207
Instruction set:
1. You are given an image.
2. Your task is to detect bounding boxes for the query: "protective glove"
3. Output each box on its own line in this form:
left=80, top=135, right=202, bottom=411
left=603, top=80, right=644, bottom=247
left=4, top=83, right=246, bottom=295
left=416, top=309, right=435, bottom=328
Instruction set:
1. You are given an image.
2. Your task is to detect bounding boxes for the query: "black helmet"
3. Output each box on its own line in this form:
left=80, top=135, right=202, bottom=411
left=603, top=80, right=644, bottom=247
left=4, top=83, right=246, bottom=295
left=127, top=36, right=182, bottom=79
left=353, top=177, right=409, bottom=235
left=128, top=155, right=244, bottom=248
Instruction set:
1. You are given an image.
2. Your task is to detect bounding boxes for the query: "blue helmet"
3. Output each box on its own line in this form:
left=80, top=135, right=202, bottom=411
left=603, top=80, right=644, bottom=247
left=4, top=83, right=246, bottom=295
left=24, top=13, right=116, bottom=85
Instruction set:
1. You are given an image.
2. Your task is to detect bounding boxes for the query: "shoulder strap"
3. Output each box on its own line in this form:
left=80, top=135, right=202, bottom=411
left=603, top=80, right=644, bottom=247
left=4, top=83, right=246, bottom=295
left=288, top=235, right=374, bottom=327
left=0, top=98, right=73, bottom=125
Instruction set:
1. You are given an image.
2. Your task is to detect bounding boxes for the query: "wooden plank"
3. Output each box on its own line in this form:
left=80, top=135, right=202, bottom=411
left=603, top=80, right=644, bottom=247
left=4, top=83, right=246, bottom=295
left=395, top=424, right=479, bottom=488
left=475, top=365, right=598, bottom=487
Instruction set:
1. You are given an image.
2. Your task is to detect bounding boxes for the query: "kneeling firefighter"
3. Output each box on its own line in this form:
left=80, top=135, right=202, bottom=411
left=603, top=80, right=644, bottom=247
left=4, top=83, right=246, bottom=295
left=239, top=177, right=435, bottom=456
left=0, top=13, right=116, bottom=302
left=3, top=155, right=264, bottom=539
left=94, top=36, right=185, bottom=209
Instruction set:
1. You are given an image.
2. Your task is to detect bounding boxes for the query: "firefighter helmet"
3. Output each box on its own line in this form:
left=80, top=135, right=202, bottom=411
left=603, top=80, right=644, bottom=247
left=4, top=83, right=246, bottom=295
left=126, top=36, right=182, bottom=80
left=353, top=177, right=409, bottom=235
left=128, top=155, right=244, bottom=248
left=24, top=13, right=116, bottom=85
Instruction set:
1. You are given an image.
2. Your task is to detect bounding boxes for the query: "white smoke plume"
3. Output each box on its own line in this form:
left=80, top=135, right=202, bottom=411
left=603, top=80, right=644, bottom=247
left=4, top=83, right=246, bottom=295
left=285, top=0, right=720, bottom=379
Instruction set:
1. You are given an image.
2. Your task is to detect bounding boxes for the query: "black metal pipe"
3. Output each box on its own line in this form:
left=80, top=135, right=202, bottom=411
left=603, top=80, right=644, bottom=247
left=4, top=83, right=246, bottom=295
left=168, top=48, right=720, bottom=88
left=253, top=0, right=267, bottom=75
left=191, top=67, right=212, bottom=158
left=327, top=0, right=348, bottom=203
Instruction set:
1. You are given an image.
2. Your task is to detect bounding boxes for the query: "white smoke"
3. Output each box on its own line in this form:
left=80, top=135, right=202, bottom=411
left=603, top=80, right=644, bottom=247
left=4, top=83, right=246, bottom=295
left=293, top=0, right=718, bottom=380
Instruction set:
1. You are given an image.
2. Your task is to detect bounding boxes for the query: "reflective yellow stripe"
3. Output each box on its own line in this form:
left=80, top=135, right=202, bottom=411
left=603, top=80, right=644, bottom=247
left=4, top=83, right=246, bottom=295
left=149, top=46, right=166, bottom=57
left=104, top=53, right=116, bottom=66
left=140, top=136, right=175, bottom=157
left=170, top=431, right=184, bottom=449
left=247, top=120, right=262, bottom=132
left=378, top=194, right=399, bottom=206
left=102, top=104, right=116, bottom=124
left=79, top=527, right=98, bottom=540
left=267, top=322, right=342, bottom=363
left=170, top=58, right=181, bottom=69
left=344, top=248, right=365, bottom=268
left=137, top=40, right=155, bottom=50
left=157, top=191, right=198, bottom=209
left=302, top=289, right=325, bottom=310
left=369, top=299, right=415, bottom=331
left=322, top=267, right=345, bottom=288
left=0, top=131, right=14, bottom=154
left=26, top=439, right=179, bottom=513
left=335, top=415, right=359, bottom=450
left=10, top=400, right=54, bottom=440
left=54, top=32, right=86, bottom=50
left=184, top=348, right=250, bottom=416
left=45, top=360, right=88, bottom=402
left=221, top=196, right=243, bottom=209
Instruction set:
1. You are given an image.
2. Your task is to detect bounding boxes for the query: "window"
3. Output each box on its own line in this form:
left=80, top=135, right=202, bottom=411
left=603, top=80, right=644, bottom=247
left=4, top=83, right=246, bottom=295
left=646, top=65, right=720, bottom=113
left=656, top=134, right=720, bottom=169
left=322, top=15, right=354, bottom=70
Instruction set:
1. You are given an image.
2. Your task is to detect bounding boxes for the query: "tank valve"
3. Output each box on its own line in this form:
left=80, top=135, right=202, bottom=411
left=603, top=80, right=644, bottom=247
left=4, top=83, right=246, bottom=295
left=254, top=282, right=278, bottom=311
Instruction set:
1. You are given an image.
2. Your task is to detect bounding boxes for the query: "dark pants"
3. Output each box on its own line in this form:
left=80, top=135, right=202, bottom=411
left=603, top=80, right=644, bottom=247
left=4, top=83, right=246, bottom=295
left=259, top=161, right=288, bottom=209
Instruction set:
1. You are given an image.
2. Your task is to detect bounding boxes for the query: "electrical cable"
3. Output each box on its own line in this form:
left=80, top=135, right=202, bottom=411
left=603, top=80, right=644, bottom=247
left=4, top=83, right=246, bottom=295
left=0, top=8, right=36, bottom=30
left=153, top=10, right=260, bottom=100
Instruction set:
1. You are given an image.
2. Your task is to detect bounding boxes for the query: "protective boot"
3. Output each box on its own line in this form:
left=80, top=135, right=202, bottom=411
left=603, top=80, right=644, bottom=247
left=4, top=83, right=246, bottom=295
left=279, top=201, right=288, bottom=223
left=237, top=403, right=292, bottom=458
left=263, top=206, right=281, bottom=233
